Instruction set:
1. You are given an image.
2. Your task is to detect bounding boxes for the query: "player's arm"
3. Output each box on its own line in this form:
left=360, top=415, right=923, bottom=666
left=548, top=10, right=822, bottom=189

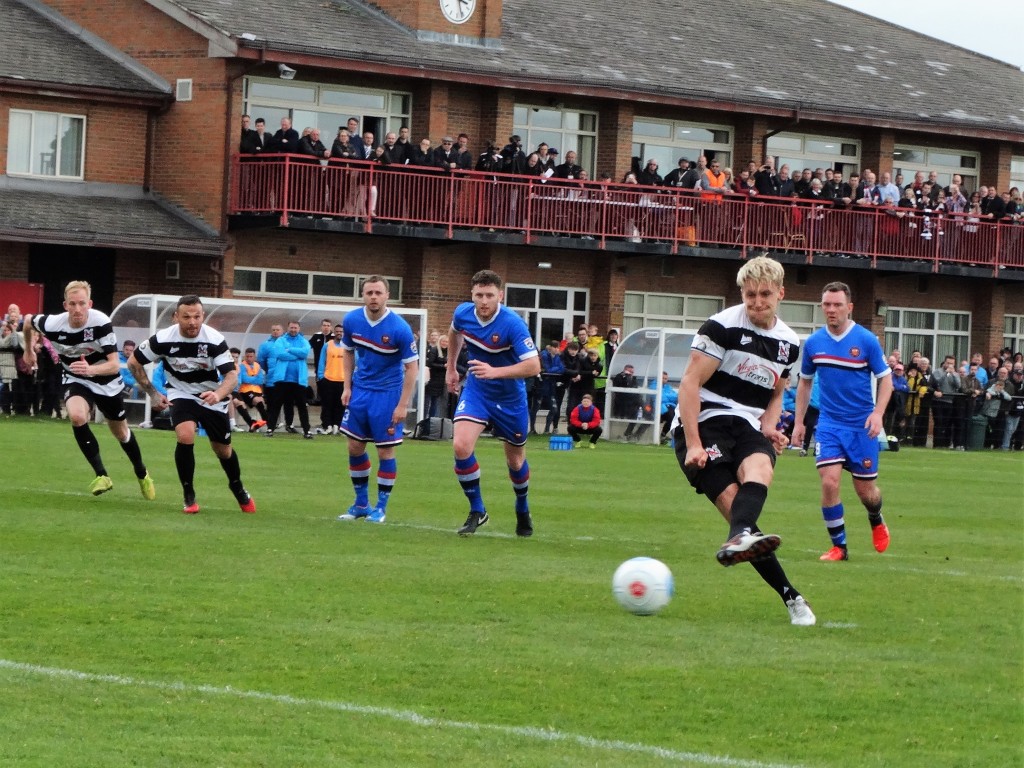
left=445, top=325, right=463, bottom=393
left=760, top=376, right=789, bottom=452
left=19, top=315, right=36, bottom=367
left=128, top=353, right=169, bottom=411
left=866, top=373, right=893, bottom=438
left=678, top=350, right=720, bottom=468
left=202, top=363, right=238, bottom=405
left=792, top=375, right=812, bottom=446
left=393, top=358, right=419, bottom=424
left=71, top=349, right=119, bottom=378
left=468, top=354, right=540, bottom=381
left=340, top=348, right=355, bottom=406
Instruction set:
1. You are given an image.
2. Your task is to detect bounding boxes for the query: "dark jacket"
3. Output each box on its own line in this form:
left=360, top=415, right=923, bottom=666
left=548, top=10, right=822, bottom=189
left=270, top=128, right=300, bottom=153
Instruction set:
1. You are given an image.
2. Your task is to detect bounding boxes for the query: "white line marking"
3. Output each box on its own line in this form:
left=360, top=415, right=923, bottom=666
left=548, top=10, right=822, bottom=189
left=0, top=658, right=809, bottom=768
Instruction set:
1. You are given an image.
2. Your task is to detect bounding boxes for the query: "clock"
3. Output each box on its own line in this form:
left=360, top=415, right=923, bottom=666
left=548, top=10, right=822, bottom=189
left=440, top=0, right=476, bottom=24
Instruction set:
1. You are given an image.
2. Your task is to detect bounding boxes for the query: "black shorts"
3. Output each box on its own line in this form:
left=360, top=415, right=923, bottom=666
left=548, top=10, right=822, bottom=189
left=170, top=398, right=232, bottom=445
left=234, top=391, right=263, bottom=407
left=673, top=415, right=777, bottom=502
left=64, top=382, right=127, bottom=422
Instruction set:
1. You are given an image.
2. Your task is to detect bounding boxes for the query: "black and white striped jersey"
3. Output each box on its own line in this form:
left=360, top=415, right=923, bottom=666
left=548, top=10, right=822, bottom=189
left=690, top=303, right=800, bottom=429
left=134, top=324, right=234, bottom=411
left=30, top=309, right=123, bottom=397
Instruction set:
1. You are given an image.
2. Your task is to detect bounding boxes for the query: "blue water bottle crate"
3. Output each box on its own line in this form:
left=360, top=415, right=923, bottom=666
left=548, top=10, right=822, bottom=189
left=549, top=435, right=573, bottom=451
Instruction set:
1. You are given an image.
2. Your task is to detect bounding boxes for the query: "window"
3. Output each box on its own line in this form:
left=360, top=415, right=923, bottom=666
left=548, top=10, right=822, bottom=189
left=884, top=308, right=970, bottom=362
left=7, top=109, right=85, bottom=179
left=505, top=283, right=589, bottom=347
left=766, top=132, right=860, bottom=178
left=512, top=105, right=599, bottom=176
left=1011, top=156, right=1024, bottom=194
left=244, top=78, right=412, bottom=145
left=623, top=292, right=724, bottom=336
left=1004, top=314, right=1024, bottom=355
left=632, top=119, right=733, bottom=176
left=778, top=301, right=825, bottom=338
left=892, top=145, right=980, bottom=191
left=234, top=267, right=401, bottom=302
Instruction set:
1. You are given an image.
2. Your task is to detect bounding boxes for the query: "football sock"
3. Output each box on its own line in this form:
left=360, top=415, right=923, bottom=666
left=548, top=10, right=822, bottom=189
left=455, top=454, right=485, bottom=513
left=866, top=499, right=884, bottom=527
left=508, top=461, right=530, bottom=514
left=376, top=457, right=397, bottom=511
left=822, top=503, right=847, bottom=547
left=239, top=410, right=254, bottom=427
left=218, top=450, right=242, bottom=485
left=256, top=402, right=268, bottom=420
left=175, top=442, right=196, bottom=495
left=118, top=430, right=148, bottom=478
left=349, top=452, right=371, bottom=508
left=729, top=482, right=768, bottom=537
left=750, top=553, right=795, bottom=600
left=73, top=423, right=107, bottom=476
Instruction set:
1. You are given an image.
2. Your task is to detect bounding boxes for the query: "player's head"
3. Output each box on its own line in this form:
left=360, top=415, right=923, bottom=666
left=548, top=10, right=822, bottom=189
left=736, top=255, right=785, bottom=330
left=470, top=270, right=504, bottom=321
left=361, top=275, right=390, bottom=316
left=63, top=281, right=94, bottom=325
left=820, top=281, right=853, bottom=332
left=174, top=295, right=205, bottom=339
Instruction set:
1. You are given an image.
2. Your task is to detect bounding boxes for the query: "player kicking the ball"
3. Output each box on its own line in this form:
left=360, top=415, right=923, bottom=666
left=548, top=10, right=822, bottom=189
left=675, top=256, right=815, bottom=626
left=447, top=270, right=541, bottom=537
left=792, top=281, right=892, bottom=562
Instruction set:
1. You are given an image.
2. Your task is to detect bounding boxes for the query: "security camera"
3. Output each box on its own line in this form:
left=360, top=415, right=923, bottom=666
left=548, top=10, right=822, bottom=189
left=277, top=63, right=296, bottom=80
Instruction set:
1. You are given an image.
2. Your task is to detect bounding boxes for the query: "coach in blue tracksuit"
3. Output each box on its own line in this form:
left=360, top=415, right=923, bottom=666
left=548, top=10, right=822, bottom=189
left=266, top=321, right=312, bottom=438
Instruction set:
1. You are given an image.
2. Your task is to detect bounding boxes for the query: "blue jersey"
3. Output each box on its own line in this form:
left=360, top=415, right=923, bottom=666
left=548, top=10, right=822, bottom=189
left=341, top=307, right=417, bottom=392
left=800, top=321, right=890, bottom=429
left=451, top=302, right=538, bottom=404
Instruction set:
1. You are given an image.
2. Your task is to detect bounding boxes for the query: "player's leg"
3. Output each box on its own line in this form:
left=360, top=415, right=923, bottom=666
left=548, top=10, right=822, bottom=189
left=66, top=392, right=113, bottom=494
left=453, top=418, right=488, bottom=534
left=107, top=414, right=154, bottom=499
left=813, top=424, right=850, bottom=560
left=171, top=404, right=200, bottom=512
left=369, top=444, right=396, bottom=522
left=852, top=476, right=888, bottom=553
left=338, top=391, right=373, bottom=519
left=208, top=421, right=255, bottom=513
left=504, top=441, right=532, bottom=536
left=715, top=442, right=782, bottom=566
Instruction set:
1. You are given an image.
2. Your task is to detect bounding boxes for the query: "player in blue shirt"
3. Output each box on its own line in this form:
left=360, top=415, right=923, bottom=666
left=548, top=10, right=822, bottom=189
left=337, top=275, right=419, bottom=524
left=793, top=281, right=893, bottom=561
left=446, top=270, right=541, bottom=536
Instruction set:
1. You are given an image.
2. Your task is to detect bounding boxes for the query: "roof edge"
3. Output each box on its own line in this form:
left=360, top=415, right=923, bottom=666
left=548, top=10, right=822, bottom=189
left=14, top=0, right=172, bottom=95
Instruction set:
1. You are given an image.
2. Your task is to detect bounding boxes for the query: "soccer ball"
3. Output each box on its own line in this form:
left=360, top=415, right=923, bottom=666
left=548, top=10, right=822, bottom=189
left=612, top=557, right=674, bottom=615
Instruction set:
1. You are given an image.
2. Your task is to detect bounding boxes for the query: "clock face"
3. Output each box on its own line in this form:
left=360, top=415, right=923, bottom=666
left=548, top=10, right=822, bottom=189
left=440, top=0, right=476, bottom=24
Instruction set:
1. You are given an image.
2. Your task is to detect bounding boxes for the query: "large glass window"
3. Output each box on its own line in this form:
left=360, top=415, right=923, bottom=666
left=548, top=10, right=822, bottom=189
left=623, top=292, right=724, bottom=336
left=506, top=283, right=589, bottom=347
left=884, top=308, right=970, bottom=362
left=244, top=79, right=412, bottom=145
left=632, top=119, right=733, bottom=176
left=512, top=106, right=598, bottom=176
left=892, top=145, right=980, bottom=191
left=234, top=267, right=401, bottom=302
left=7, top=109, right=86, bottom=179
left=1011, top=156, right=1024, bottom=194
left=1004, top=314, right=1024, bottom=355
left=766, top=132, right=859, bottom=178
left=778, top=301, right=825, bottom=338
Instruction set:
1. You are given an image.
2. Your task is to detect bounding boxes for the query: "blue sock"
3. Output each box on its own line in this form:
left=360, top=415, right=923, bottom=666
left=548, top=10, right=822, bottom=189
left=509, top=461, right=530, bottom=514
left=349, top=452, right=371, bottom=508
left=455, top=454, right=485, bottom=513
left=377, top=457, right=397, bottom=511
left=822, top=503, right=847, bottom=547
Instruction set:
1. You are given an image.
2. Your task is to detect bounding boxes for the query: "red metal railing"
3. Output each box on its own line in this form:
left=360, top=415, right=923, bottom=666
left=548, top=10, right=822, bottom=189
left=230, top=155, right=1024, bottom=275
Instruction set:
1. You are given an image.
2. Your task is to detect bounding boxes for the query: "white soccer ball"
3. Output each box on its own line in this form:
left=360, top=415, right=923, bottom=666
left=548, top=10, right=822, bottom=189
left=612, top=557, right=674, bottom=615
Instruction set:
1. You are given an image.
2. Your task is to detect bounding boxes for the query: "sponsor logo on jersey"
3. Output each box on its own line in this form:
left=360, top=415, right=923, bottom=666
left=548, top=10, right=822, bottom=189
left=736, top=358, right=776, bottom=387
left=524, top=337, right=536, bottom=350
left=777, top=341, right=791, bottom=361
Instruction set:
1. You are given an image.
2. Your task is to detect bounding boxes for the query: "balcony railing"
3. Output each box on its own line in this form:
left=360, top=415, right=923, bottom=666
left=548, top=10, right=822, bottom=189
left=229, top=154, right=1024, bottom=276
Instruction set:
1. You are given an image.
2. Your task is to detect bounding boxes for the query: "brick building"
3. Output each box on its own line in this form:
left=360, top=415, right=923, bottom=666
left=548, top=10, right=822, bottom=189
left=1, top=0, right=1022, bottom=359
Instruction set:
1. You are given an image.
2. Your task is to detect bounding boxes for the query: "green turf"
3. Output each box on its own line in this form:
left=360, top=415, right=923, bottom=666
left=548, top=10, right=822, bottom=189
left=1, top=418, right=1021, bottom=767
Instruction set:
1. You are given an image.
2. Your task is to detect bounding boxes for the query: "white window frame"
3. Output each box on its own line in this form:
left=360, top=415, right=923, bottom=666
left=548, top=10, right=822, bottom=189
left=233, top=267, right=402, bottom=303
left=505, top=283, right=590, bottom=344
left=1004, top=314, right=1024, bottom=355
left=7, top=108, right=86, bottom=180
left=778, top=301, right=825, bottom=338
left=1010, top=156, right=1024, bottom=194
left=512, top=105, right=599, bottom=177
left=884, top=307, right=971, bottom=363
left=623, top=292, right=725, bottom=336
left=632, top=119, right=734, bottom=177
left=766, top=132, right=860, bottom=178
left=892, top=145, right=981, bottom=191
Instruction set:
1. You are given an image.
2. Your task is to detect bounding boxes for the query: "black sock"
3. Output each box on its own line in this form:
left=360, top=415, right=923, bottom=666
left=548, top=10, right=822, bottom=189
left=73, top=423, right=107, bottom=476
left=750, top=553, right=797, bottom=601
left=730, top=481, right=768, bottom=537
left=866, top=499, right=884, bottom=527
left=118, top=431, right=147, bottom=478
left=219, top=450, right=243, bottom=486
left=175, top=443, right=195, bottom=501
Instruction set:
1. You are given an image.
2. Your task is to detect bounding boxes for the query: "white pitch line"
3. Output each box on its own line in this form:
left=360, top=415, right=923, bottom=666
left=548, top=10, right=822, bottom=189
left=0, top=658, right=810, bottom=768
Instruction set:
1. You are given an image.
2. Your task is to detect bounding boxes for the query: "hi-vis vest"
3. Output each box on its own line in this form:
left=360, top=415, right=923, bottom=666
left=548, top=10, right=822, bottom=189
left=239, top=361, right=263, bottom=394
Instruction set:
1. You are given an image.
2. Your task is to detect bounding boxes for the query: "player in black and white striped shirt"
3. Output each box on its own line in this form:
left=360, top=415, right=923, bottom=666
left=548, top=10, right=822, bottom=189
left=129, top=295, right=255, bottom=515
left=22, top=280, right=155, bottom=500
left=675, top=256, right=815, bottom=626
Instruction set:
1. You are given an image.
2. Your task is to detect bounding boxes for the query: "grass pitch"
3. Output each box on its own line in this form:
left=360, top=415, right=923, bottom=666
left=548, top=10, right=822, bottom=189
left=1, top=418, right=1022, bottom=767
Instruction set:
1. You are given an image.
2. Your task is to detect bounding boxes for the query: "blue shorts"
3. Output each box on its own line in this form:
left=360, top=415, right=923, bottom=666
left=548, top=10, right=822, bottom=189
left=453, top=387, right=529, bottom=446
left=340, top=387, right=403, bottom=446
left=814, top=422, right=879, bottom=480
